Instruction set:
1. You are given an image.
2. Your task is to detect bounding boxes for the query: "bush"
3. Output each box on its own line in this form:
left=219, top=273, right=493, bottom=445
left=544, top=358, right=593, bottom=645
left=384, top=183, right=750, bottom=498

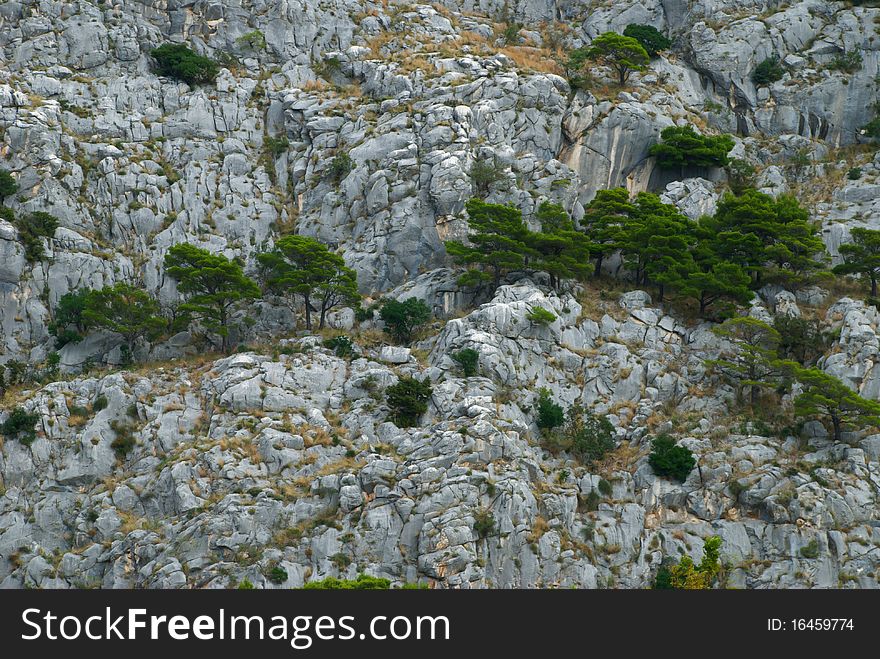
left=622, top=24, right=671, bottom=58
left=326, top=153, right=353, bottom=183
left=237, top=580, right=255, bottom=589
left=535, top=387, right=564, bottom=430
left=267, top=565, right=288, bottom=584
left=830, top=48, right=862, bottom=73
left=567, top=407, right=616, bottom=464
left=386, top=376, right=433, bottom=427
left=451, top=348, right=479, bottom=377
left=1, top=407, right=40, bottom=445
left=151, top=43, right=219, bottom=84
left=800, top=539, right=820, bottom=559
left=526, top=306, right=556, bottom=325
left=302, top=574, right=392, bottom=589
left=473, top=508, right=496, bottom=538
left=727, top=158, right=756, bottom=194
left=864, top=116, right=880, bottom=139
left=848, top=167, right=862, bottom=180
left=648, top=434, right=696, bottom=482
left=16, top=211, right=59, bottom=262
left=235, top=29, right=266, bottom=51
left=379, top=298, right=431, bottom=343
left=92, top=394, right=108, bottom=412
left=324, top=335, right=357, bottom=359
left=469, top=157, right=506, bottom=197
left=0, top=169, right=18, bottom=201
left=109, top=420, right=136, bottom=457
left=649, top=125, right=734, bottom=169
left=264, top=135, right=289, bottom=158
left=654, top=536, right=722, bottom=589
left=752, top=56, right=784, bottom=85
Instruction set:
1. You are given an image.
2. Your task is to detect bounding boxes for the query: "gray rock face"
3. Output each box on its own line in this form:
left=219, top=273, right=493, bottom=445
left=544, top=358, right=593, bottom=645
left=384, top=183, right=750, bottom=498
left=1, top=0, right=880, bottom=590
left=1, top=280, right=878, bottom=589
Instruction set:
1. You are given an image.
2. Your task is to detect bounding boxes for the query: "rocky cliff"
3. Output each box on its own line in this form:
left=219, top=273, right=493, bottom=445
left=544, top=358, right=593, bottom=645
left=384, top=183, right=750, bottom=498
left=1, top=0, right=880, bottom=588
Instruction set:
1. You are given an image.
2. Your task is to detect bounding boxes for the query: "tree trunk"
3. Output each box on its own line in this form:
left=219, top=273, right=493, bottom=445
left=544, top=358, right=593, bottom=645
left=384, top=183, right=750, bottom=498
left=303, top=293, right=312, bottom=330
left=831, top=414, right=842, bottom=443
left=594, top=254, right=604, bottom=278
left=872, top=276, right=877, bottom=298
left=319, top=300, right=328, bottom=330
left=699, top=293, right=707, bottom=316
left=219, top=306, right=228, bottom=353
left=657, top=283, right=664, bottom=302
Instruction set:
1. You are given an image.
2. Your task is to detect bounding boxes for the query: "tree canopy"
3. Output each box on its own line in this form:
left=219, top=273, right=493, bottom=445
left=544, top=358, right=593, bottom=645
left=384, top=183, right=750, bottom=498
left=706, top=317, right=782, bottom=405
left=649, top=125, right=734, bottom=169
left=623, top=24, right=671, bottom=58
left=164, top=243, right=260, bottom=352
left=81, top=283, right=165, bottom=362
left=790, top=365, right=880, bottom=442
left=258, top=235, right=358, bottom=330
left=578, top=32, right=649, bottom=85
left=833, top=227, right=880, bottom=297
left=151, top=43, right=219, bottom=85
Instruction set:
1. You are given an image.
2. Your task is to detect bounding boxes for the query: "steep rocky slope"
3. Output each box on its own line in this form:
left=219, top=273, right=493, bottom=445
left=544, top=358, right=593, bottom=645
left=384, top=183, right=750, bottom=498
left=1, top=0, right=880, bottom=588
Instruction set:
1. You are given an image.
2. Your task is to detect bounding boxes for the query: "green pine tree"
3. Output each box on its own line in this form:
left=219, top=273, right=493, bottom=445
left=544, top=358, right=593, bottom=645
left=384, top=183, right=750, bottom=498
left=164, top=243, right=260, bottom=352
left=257, top=235, right=358, bottom=330
left=833, top=227, right=880, bottom=297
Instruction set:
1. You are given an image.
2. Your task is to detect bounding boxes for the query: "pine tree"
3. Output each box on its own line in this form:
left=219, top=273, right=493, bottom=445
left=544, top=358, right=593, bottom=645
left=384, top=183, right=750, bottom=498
left=791, top=366, right=880, bottom=442
left=527, top=201, right=592, bottom=289
left=258, top=235, right=358, bottom=330
left=81, top=283, right=165, bottom=360
left=164, top=243, right=260, bottom=352
left=649, top=125, right=734, bottom=170
left=833, top=227, right=880, bottom=297
left=706, top=317, right=782, bottom=405
left=579, top=32, right=649, bottom=85
left=445, top=199, right=533, bottom=292
left=580, top=187, right=634, bottom=277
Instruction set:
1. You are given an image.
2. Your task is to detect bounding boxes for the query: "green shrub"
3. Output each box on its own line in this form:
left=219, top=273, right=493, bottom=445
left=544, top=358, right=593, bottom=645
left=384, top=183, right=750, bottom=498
left=752, top=56, right=784, bottom=85
left=648, top=434, right=696, bottom=482
left=469, top=157, right=506, bottom=197
left=451, top=348, right=479, bottom=377
left=526, top=306, right=556, bottom=325
left=109, top=420, right=136, bottom=457
left=622, top=24, right=671, bottom=58
left=0, top=169, right=18, bottom=201
left=386, top=376, right=433, bottom=427
left=598, top=478, right=613, bottom=497
left=235, top=30, right=266, bottom=51
left=92, top=394, right=108, bottom=412
left=1, top=407, right=40, bottom=445
left=151, top=43, right=219, bottom=84
left=379, top=298, right=431, bottom=343
left=864, top=116, right=880, bottom=139
left=650, top=125, right=734, bottom=169
left=326, top=153, right=353, bottom=183
left=830, top=48, right=862, bottom=73
left=848, top=167, right=862, bottom=180
left=800, top=539, right=820, bottom=559
left=473, top=508, right=496, bottom=538
left=267, top=565, right=288, bottom=584
left=535, top=387, right=564, bottom=430
left=15, top=211, right=59, bottom=262
left=237, top=579, right=255, bottom=589
left=324, top=335, right=357, bottom=359
left=727, top=158, right=756, bottom=194
left=654, top=536, right=722, bottom=589
left=568, top=408, right=616, bottom=463
left=264, top=135, right=289, bottom=158
left=302, top=574, right=391, bottom=589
